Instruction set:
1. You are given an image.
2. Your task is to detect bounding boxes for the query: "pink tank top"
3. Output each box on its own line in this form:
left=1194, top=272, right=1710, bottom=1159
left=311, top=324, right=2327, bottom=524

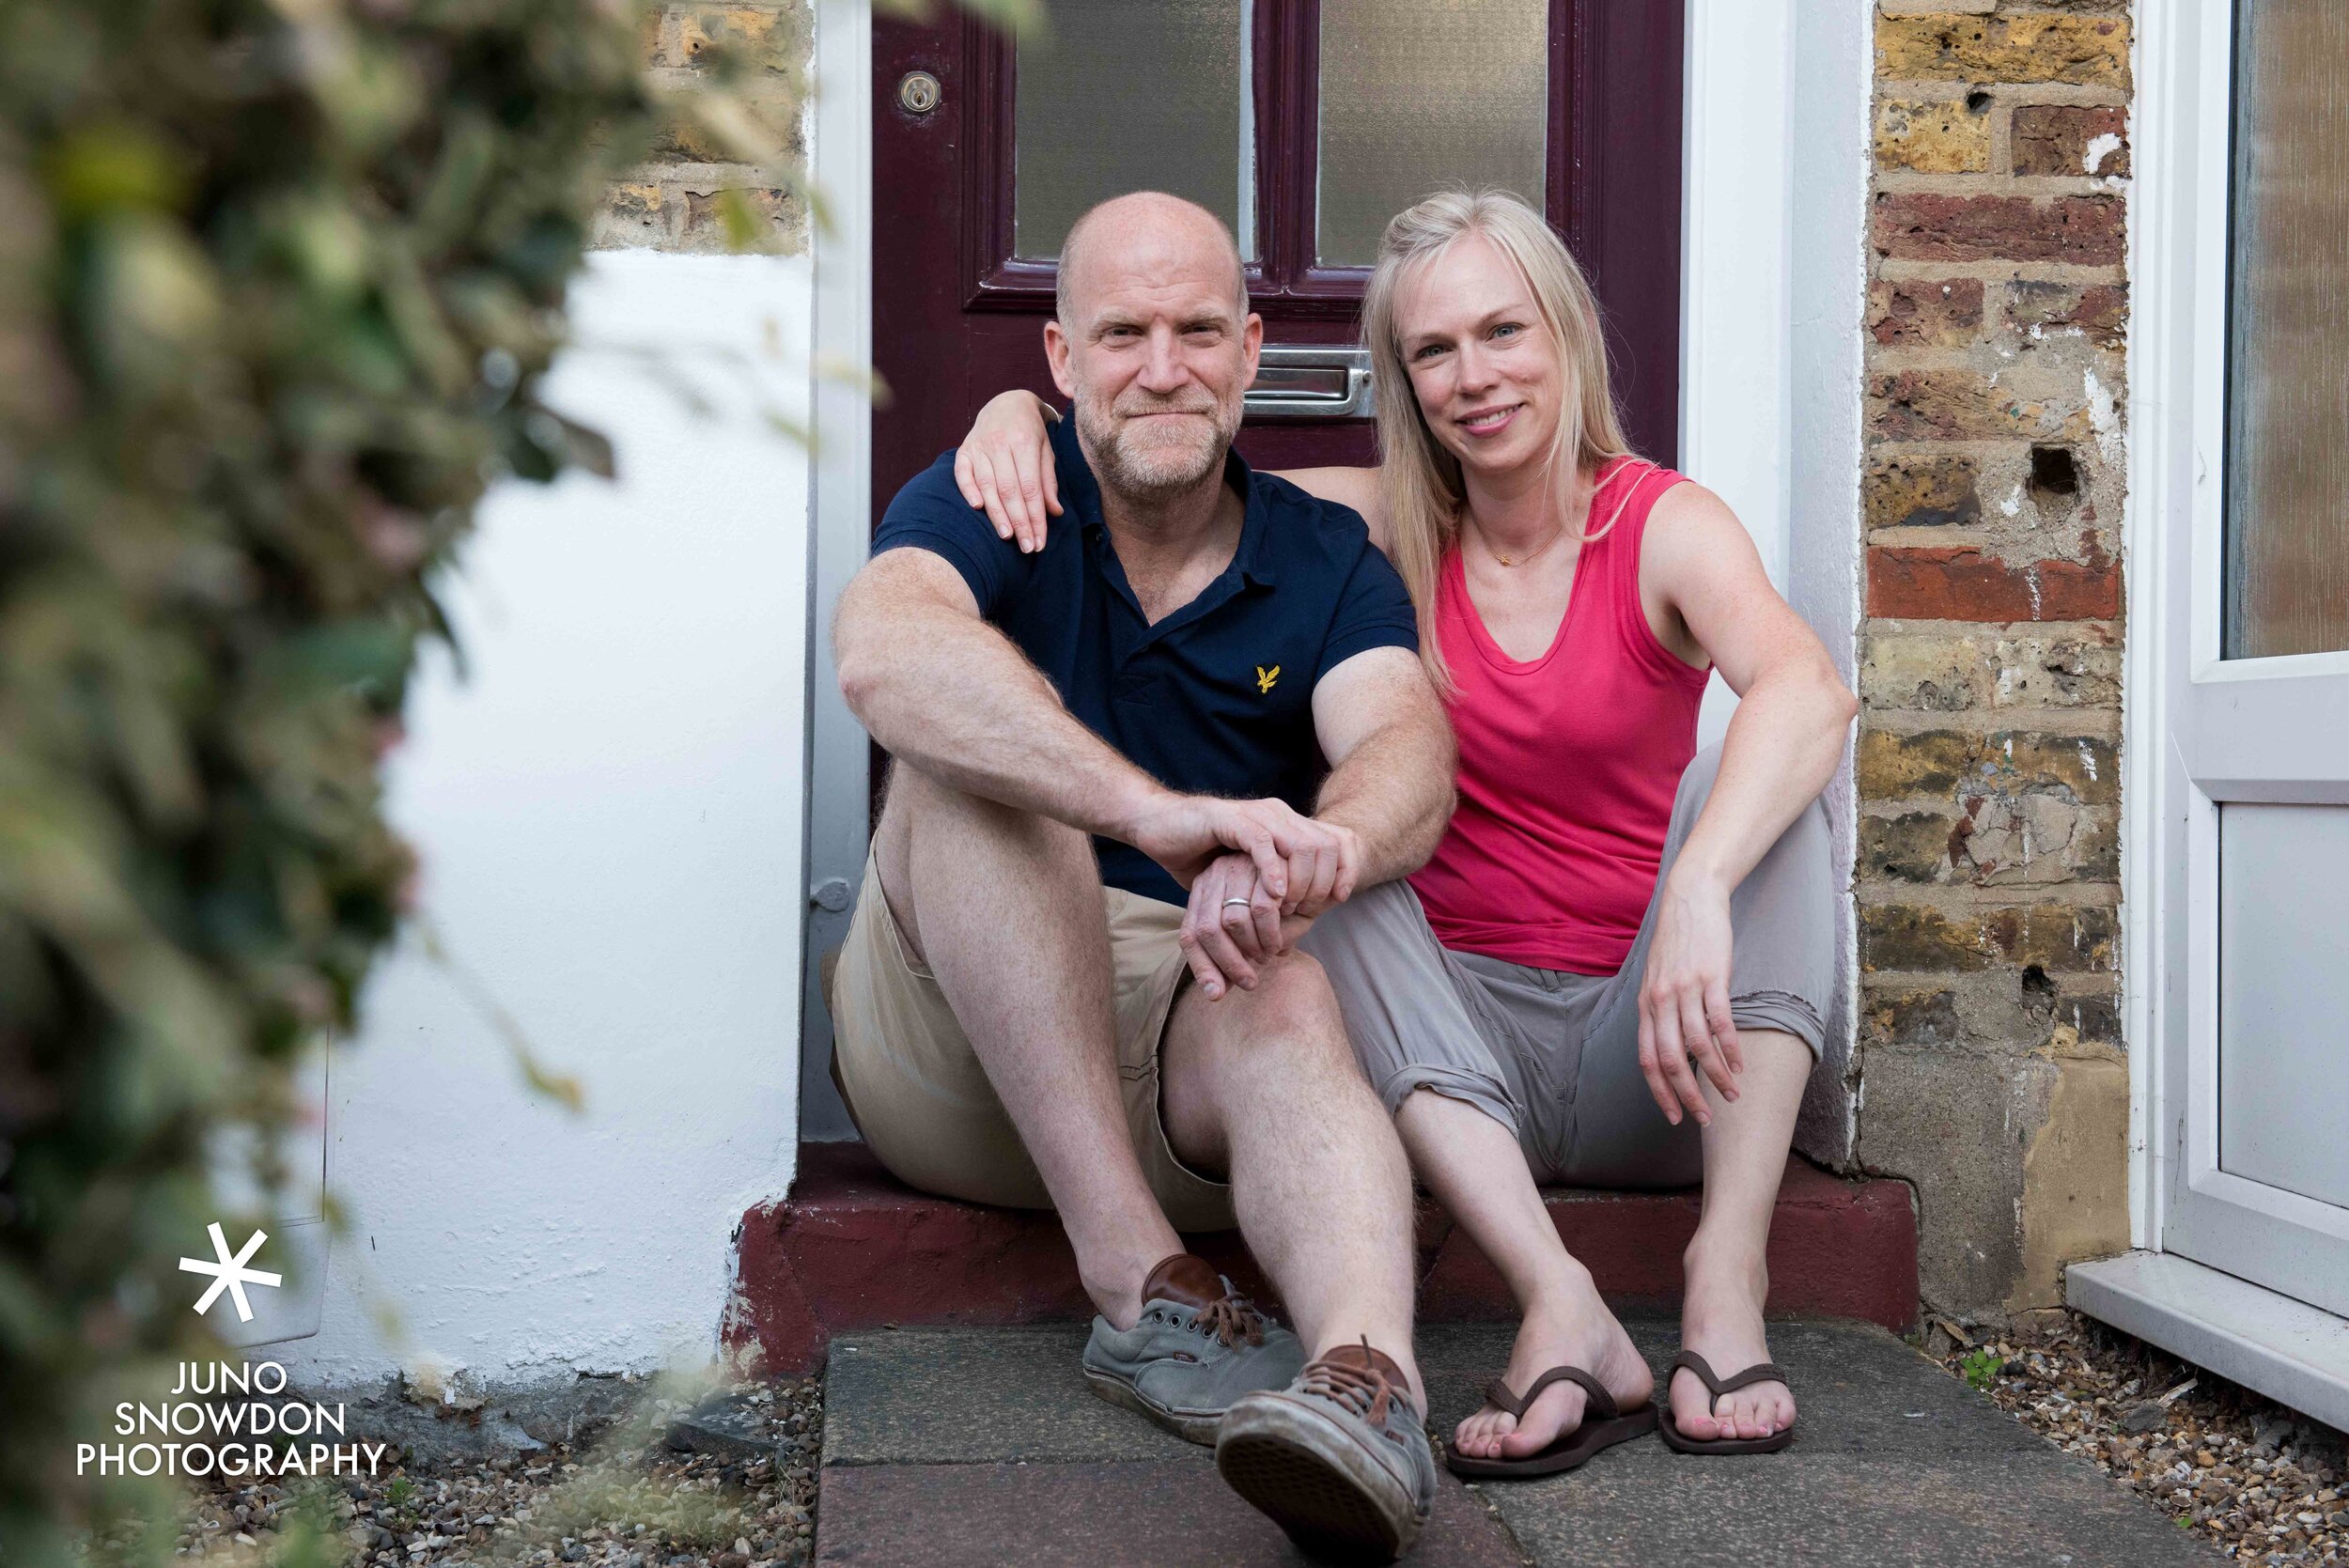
left=1407, top=458, right=1709, bottom=974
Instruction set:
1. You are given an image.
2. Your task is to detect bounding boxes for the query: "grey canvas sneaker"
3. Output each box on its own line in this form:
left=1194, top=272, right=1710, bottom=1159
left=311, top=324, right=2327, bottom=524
left=1081, top=1253, right=1305, bottom=1445
left=1215, top=1340, right=1437, bottom=1562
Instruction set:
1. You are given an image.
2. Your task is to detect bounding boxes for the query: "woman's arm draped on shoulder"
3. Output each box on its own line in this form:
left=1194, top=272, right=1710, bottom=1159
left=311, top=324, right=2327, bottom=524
left=952, top=389, right=1063, bottom=554
left=1271, top=465, right=1392, bottom=553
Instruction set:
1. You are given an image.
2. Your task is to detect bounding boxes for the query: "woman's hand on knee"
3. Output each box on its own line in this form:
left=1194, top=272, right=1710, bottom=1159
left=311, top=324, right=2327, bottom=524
left=1638, top=877, right=1745, bottom=1125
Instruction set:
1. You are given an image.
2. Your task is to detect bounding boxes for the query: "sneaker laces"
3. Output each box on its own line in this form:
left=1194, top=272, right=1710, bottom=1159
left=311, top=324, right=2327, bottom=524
left=1299, top=1337, right=1399, bottom=1427
left=1191, top=1289, right=1268, bottom=1349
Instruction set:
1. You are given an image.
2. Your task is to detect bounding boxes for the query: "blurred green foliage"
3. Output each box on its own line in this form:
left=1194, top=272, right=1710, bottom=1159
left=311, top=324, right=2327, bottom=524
left=0, top=0, right=666, bottom=1557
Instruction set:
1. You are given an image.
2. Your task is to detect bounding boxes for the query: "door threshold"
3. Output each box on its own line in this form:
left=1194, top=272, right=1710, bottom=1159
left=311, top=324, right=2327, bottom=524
left=2069, top=1250, right=2349, bottom=1432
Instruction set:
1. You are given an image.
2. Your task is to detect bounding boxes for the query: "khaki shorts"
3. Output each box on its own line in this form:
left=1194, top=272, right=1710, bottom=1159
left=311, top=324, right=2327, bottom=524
left=827, top=851, right=1237, bottom=1233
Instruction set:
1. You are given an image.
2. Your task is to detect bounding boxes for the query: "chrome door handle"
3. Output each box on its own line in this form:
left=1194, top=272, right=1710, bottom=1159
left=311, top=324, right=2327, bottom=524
left=1244, top=347, right=1376, bottom=421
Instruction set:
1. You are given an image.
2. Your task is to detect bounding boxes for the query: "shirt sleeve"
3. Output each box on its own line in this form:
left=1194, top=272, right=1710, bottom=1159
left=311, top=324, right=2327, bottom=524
left=868, top=450, right=1033, bottom=616
left=1315, top=541, right=1422, bottom=682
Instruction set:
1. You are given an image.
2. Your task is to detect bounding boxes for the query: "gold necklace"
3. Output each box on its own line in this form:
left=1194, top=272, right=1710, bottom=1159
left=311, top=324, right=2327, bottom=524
left=1482, top=520, right=1567, bottom=568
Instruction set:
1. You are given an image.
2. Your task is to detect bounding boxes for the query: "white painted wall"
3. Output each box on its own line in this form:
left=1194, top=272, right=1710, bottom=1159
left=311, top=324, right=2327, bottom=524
left=278, top=250, right=814, bottom=1391
left=1681, top=0, right=1871, bottom=1162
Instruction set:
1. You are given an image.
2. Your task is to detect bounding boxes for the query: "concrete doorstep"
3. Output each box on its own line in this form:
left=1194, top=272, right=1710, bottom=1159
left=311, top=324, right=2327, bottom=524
left=809, top=1320, right=2222, bottom=1568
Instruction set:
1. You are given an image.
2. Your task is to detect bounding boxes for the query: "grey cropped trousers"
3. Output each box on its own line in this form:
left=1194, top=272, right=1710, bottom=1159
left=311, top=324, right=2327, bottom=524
left=1299, top=743, right=1834, bottom=1189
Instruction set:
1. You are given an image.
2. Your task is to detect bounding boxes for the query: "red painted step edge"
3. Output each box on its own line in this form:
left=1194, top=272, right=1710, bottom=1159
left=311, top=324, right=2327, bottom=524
left=721, top=1142, right=1917, bottom=1377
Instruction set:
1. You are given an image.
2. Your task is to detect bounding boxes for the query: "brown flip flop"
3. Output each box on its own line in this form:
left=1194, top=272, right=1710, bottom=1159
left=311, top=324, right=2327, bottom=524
left=1657, top=1350, right=1796, bottom=1454
left=1443, top=1365, right=1658, bottom=1479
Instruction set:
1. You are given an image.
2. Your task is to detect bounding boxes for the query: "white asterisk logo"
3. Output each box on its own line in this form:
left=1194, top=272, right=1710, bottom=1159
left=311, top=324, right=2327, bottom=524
left=179, top=1223, right=284, bottom=1323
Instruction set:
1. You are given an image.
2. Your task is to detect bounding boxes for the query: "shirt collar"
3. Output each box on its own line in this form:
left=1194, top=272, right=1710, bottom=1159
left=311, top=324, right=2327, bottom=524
left=1054, top=412, right=1278, bottom=587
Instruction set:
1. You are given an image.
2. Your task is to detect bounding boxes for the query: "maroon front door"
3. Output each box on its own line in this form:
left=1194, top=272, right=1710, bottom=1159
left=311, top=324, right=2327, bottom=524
left=872, top=2, right=1684, bottom=503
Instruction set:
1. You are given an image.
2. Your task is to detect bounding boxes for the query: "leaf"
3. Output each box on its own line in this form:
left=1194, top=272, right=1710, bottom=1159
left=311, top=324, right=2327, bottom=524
left=417, top=916, right=586, bottom=1114
left=876, top=0, right=1049, bottom=39
left=42, top=124, right=187, bottom=219
left=712, top=186, right=762, bottom=251
left=551, top=411, right=616, bottom=479
left=815, top=350, right=890, bottom=409
left=952, top=0, right=1050, bottom=40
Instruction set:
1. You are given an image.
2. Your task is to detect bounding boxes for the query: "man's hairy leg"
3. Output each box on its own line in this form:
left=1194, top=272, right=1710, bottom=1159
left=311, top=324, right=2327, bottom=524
left=878, top=764, right=1182, bottom=1329
left=1159, top=951, right=1423, bottom=1410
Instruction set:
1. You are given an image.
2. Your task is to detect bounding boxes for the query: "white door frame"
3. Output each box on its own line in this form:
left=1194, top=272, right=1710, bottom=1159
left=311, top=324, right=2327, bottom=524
left=2123, top=0, right=2349, bottom=1295
left=2074, top=0, right=2349, bottom=1427
left=2122, top=0, right=2214, bottom=1261
left=1680, top=0, right=1869, bottom=1162
left=800, top=0, right=875, bottom=1140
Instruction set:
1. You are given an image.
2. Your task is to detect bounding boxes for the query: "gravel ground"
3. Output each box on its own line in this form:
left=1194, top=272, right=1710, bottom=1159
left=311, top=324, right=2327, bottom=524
left=86, top=1374, right=825, bottom=1568
left=1929, top=1311, right=2349, bottom=1564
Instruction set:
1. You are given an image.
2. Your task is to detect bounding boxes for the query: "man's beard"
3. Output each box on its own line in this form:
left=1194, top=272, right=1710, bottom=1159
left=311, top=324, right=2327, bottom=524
left=1074, top=392, right=1241, bottom=501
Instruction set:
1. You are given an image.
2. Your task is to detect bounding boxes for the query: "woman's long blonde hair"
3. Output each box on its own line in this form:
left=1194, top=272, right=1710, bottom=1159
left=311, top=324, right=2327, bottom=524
left=1361, top=188, right=1643, bottom=694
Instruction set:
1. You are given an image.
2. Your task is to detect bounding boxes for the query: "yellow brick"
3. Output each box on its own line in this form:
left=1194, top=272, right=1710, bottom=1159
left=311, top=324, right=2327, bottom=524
left=677, top=6, right=792, bottom=71
left=1876, top=14, right=2130, bottom=87
left=1875, top=97, right=1992, bottom=174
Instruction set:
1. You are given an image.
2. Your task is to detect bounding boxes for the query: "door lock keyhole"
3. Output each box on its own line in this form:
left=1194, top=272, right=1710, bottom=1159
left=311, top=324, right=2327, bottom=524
left=898, top=71, right=942, bottom=116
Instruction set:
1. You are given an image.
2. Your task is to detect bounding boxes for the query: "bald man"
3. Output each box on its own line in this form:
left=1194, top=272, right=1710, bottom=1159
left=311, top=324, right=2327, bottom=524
left=828, top=193, right=1455, bottom=1559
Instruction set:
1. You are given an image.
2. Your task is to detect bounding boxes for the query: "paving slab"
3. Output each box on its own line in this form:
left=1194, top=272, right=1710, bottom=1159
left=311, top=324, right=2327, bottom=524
left=816, top=1463, right=1522, bottom=1567
left=1480, top=1451, right=2217, bottom=1568
left=818, top=1320, right=2218, bottom=1566
left=819, top=1326, right=1518, bottom=1562
left=823, top=1327, right=1193, bottom=1466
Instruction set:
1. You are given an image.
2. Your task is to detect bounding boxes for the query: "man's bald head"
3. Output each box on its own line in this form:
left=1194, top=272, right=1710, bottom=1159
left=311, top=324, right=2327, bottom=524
left=1040, top=190, right=1261, bottom=503
left=1054, top=191, right=1249, bottom=329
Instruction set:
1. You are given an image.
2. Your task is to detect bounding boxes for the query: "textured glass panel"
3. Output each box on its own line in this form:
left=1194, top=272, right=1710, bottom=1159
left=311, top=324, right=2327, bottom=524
left=2226, top=0, right=2349, bottom=659
left=1014, top=0, right=1252, bottom=262
left=1316, top=0, right=1548, bottom=268
left=2218, top=804, right=2349, bottom=1208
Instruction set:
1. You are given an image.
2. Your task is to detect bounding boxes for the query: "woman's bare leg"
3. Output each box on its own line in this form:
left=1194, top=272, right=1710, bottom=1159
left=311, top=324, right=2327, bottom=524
left=1396, top=1090, right=1653, bottom=1461
left=1670, top=1028, right=1811, bottom=1440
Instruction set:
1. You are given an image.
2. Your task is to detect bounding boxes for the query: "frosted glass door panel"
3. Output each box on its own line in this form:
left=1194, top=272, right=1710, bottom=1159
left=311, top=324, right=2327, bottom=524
left=1317, top=0, right=1548, bottom=267
left=1014, top=0, right=1253, bottom=261
left=2218, top=803, right=2349, bottom=1209
left=2225, top=0, right=2349, bottom=660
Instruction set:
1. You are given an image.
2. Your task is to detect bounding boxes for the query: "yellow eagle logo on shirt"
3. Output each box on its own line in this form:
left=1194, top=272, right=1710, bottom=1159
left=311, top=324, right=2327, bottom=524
left=1255, top=664, right=1281, bottom=694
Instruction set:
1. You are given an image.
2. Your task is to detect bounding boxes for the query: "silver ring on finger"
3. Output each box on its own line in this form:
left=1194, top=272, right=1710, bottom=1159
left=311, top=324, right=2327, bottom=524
left=1221, top=898, right=1254, bottom=909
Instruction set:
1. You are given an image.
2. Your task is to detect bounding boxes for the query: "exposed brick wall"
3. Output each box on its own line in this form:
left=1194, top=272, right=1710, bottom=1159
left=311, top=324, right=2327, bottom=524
left=597, top=2, right=813, bottom=254
left=1857, top=1, right=2133, bottom=1316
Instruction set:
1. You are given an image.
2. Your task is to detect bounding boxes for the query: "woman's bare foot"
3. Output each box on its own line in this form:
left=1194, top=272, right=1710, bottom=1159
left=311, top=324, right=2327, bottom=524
left=1452, top=1267, right=1652, bottom=1462
left=1671, top=1240, right=1796, bottom=1441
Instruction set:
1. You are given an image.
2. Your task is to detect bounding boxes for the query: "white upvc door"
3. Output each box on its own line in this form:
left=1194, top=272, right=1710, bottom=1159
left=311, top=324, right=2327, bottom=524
left=2139, top=0, right=2349, bottom=1316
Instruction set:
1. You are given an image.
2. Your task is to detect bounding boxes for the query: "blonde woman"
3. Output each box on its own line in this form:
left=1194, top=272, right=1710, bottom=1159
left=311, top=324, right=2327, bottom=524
left=951, top=190, right=1856, bottom=1472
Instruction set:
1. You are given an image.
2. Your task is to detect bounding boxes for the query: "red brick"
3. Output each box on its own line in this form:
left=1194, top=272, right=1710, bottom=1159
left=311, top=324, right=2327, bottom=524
left=724, top=1142, right=1921, bottom=1373
left=2013, top=104, right=2131, bottom=178
left=1871, top=277, right=1986, bottom=348
left=1868, top=547, right=2121, bottom=622
left=1417, top=1165, right=1919, bottom=1331
left=2008, top=281, right=2128, bottom=347
left=1874, top=193, right=2125, bottom=265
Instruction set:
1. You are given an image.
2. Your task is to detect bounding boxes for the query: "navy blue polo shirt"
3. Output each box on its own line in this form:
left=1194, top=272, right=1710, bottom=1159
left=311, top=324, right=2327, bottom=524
left=870, top=416, right=1420, bottom=906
